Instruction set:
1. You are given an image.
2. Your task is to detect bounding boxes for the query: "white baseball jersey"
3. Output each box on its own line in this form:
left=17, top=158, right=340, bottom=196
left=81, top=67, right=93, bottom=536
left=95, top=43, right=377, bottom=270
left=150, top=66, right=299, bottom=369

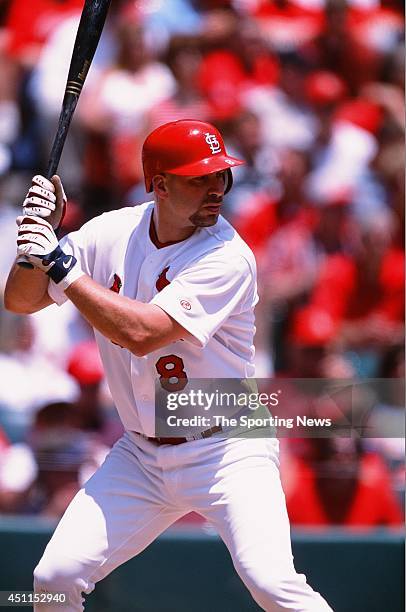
left=48, top=202, right=258, bottom=435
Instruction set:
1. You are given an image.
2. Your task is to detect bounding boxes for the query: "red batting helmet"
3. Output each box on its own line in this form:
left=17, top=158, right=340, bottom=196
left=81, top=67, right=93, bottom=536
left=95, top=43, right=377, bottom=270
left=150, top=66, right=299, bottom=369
left=142, top=120, right=245, bottom=194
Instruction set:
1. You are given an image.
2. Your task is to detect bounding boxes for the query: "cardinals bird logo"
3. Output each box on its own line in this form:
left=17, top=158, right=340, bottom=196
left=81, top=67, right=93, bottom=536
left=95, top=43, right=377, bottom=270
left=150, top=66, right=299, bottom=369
left=109, top=273, right=122, bottom=294
left=156, top=267, right=170, bottom=292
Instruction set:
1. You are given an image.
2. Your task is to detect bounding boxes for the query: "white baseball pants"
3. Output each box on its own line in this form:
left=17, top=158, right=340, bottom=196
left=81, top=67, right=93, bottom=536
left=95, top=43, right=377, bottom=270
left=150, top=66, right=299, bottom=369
left=34, top=432, right=333, bottom=611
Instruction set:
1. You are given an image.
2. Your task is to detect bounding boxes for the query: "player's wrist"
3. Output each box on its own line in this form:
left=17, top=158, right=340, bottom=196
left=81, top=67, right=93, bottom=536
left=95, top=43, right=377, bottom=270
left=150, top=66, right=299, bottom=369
left=47, top=265, right=85, bottom=305
left=42, top=245, right=74, bottom=281
left=58, top=264, right=85, bottom=292
left=37, top=239, right=84, bottom=302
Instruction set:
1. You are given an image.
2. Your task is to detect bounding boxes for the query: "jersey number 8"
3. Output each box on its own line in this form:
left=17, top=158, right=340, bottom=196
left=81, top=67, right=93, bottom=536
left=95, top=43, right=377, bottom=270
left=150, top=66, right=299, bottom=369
left=155, top=354, right=188, bottom=391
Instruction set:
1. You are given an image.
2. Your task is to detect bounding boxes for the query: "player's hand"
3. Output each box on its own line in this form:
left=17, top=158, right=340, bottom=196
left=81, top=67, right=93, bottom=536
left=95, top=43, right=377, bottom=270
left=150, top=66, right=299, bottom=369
left=22, top=175, right=67, bottom=230
left=16, top=215, right=77, bottom=284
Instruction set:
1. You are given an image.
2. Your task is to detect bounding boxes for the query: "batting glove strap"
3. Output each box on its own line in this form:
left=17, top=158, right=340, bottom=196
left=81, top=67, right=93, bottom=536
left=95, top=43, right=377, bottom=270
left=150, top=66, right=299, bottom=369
left=44, top=245, right=77, bottom=283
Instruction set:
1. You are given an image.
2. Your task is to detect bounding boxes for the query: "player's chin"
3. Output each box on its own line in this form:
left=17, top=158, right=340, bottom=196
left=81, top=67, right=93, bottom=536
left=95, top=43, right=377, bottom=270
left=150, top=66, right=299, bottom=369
left=191, top=212, right=219, bottom=227
left=198, top=217, right=219, bottom=227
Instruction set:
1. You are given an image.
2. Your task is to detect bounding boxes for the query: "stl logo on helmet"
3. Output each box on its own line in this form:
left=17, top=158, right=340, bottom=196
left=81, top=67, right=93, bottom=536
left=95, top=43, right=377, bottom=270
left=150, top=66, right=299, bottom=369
left=204, top=132, right=221, bottom=155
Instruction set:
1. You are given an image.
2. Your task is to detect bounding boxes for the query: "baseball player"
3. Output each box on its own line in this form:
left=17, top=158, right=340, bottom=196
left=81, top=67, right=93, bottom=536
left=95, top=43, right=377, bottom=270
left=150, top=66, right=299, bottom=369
left=5, top=120, right=333, bottom=612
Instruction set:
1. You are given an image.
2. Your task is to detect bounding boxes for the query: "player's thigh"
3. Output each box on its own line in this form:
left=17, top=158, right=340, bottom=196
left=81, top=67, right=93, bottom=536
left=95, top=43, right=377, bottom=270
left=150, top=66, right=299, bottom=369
left=36, top=433, right=182, bottom=585
left=197, top=438, right=295, bottom=571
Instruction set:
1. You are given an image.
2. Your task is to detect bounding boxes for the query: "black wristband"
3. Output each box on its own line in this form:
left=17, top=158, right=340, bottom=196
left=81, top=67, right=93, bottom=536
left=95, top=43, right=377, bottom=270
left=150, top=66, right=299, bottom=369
left=44, top=246, right=77, bottom=284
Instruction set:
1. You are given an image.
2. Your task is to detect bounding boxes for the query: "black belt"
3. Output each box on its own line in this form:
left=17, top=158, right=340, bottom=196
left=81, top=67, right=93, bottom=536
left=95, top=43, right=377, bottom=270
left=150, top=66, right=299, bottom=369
left=137, top=425, right=222, bottom=446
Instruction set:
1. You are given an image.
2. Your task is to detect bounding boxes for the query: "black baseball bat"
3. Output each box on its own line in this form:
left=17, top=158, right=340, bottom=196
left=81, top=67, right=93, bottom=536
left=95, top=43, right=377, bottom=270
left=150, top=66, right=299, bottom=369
left=45, top=0, right=112, bottom=180
left=18, top=0, right=112, bottom=268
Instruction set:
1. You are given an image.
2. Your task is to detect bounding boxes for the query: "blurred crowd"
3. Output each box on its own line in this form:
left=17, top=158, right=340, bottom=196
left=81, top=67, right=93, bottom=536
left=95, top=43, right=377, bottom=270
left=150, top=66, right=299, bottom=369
left=0, top=0, right=404, bottom=525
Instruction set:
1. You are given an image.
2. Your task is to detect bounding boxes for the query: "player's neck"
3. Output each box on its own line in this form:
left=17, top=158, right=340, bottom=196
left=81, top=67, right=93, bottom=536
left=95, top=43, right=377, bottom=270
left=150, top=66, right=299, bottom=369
left=151, top=208, right=196, bottom=246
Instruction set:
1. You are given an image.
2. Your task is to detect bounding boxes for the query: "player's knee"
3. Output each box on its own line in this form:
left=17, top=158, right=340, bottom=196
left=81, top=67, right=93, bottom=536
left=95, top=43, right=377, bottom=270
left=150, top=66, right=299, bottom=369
left=33, top=559, right=89, bottom=598
left=35, top=562, right=65, bottom=592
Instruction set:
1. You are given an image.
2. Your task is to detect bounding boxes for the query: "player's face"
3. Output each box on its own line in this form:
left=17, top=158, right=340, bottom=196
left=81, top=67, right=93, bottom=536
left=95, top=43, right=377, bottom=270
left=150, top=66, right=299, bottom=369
left=164, top=170, right=227, bottom=228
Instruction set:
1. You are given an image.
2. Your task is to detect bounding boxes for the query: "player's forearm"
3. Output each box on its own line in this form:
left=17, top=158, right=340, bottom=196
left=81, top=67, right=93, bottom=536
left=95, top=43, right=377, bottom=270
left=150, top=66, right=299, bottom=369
left=64, top=274, right=181, bottom=356
left=4, top=262, right=54, bottom=314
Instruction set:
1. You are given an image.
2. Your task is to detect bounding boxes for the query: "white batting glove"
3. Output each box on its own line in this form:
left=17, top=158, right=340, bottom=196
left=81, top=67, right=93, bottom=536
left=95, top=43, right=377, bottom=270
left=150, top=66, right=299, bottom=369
left=23, top=175, right=67, bottom=230
left=16, top=216, right=83, bottom=291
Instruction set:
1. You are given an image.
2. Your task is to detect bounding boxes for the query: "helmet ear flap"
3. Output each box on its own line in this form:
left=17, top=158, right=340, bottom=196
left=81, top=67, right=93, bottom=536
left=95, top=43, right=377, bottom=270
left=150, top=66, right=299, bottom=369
left=224, top=169, right=233, bottom=194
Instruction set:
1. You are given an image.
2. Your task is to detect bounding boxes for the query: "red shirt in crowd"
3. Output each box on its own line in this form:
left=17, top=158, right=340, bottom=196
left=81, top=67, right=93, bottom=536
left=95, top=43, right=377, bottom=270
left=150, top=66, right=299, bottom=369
left=285, top=453, right=402, bottom=527
left=310, top=250, right=405, bottom=324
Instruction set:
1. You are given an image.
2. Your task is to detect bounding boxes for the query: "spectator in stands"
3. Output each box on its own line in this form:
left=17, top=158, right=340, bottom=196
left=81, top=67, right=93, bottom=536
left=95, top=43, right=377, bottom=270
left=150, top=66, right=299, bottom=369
left=0, top=308, right=78, bottom=418
left=306, top=97, right=383, bottom=207
left=243, top=50, right=317, bottom=153
left=249, top=0, right=325, bottom=56
left=0, top=436, right=37, bottom=514
left=309, top=209, right=404, bottom=375
left=148, top=36, right=212, bottom=131
left=79, top=2, right=176, bottom=209
left=364, top=344, right=405, bottom=512
left=0, top=424, right=8, bottom=451
left=276, top=305, right=340, bottom=378
left=4, top=0, right=83, bottom=68
left=0, top=41, right=20, bottom=177
left=6, top=1, right=85, bottom=176
left=198, top=16, right=279, bottom=121
left=284, top=437, right=403, bottom=527
left=67, top=341, right=123, bottom=448
left=0, top=401, right=108, bottom=517
left=234, top=148, right=312, bottom=261
left=0, top=176, right=21, bottom=287
left=29, top=401, right=108, bottom=517
left=225, top=110, right=279, bottom=221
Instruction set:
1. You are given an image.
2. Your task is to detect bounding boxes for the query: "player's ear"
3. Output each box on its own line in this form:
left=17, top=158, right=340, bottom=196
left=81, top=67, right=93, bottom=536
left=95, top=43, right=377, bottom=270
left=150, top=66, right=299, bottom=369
left=152, top=174, right=168, bottom=198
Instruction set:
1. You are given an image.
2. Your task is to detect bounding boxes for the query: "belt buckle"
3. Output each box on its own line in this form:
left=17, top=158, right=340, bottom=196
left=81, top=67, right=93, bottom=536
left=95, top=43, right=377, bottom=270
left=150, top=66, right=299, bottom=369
left=194, top=425, right=222, bottom=441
